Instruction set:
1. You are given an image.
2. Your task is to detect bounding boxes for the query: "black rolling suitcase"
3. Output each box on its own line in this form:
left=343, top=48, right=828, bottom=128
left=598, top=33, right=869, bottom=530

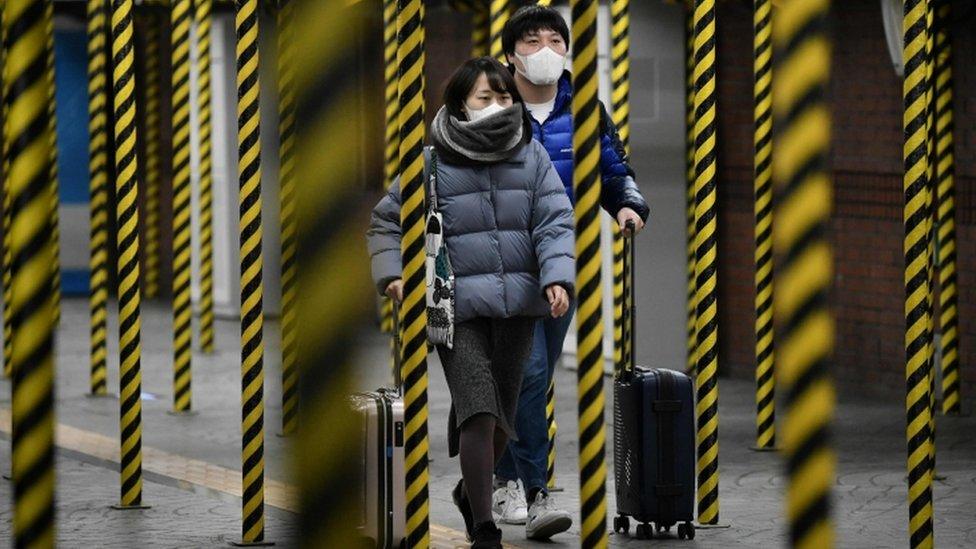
left=612, top=223, right=696, bottom=540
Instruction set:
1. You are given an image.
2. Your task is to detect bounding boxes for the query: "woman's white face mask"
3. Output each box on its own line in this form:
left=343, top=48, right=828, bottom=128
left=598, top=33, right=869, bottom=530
left=514, top=46, right=566, bottom=86
left=465, top=101, right=507, bottom=123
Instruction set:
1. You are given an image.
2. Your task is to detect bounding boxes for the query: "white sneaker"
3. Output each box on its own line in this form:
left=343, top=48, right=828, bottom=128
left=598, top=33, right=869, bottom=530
left=491, top=480, right=528, bottom=525
left=525, top=490, right=573, bottom=540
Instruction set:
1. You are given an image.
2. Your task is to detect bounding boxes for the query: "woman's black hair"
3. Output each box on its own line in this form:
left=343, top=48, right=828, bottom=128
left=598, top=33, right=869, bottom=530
left=501, top=5, right=571, bottom=58
left=442, top=57, right=524, bottom=121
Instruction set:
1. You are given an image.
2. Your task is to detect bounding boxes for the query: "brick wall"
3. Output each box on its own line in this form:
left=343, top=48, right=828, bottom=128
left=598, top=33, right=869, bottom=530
left=714, top=0, right=976, bottom=405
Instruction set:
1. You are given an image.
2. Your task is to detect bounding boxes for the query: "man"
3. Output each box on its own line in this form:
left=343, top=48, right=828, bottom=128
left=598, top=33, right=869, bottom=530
left=489, top=5, right=649, bottom=541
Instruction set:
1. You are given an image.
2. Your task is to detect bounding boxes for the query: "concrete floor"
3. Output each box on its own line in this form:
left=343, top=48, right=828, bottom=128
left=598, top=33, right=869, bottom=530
left=0, top=298, right=973, bottom=548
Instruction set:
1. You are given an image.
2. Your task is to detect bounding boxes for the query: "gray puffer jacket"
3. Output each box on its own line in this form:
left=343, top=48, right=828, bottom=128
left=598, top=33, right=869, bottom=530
left=367, top=140, right=575, bottom=323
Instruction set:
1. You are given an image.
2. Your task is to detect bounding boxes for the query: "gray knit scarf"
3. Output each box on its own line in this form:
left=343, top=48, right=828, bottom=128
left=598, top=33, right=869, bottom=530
left=430, top=103, right=528, bottom=164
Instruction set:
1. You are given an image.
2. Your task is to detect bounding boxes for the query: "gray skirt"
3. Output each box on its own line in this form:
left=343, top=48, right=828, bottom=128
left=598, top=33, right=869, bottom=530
left=436, top=316, right=537, bottom=457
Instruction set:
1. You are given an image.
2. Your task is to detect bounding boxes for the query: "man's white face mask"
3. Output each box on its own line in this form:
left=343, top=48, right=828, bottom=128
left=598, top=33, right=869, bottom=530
left=514, top=46, right=566, bottom=86
left=465, top=101, right=507, bottom=123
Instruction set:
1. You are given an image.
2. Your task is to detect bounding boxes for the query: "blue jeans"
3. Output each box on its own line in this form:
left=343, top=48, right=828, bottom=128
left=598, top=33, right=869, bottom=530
left=494, top=308, right=574, bottom=494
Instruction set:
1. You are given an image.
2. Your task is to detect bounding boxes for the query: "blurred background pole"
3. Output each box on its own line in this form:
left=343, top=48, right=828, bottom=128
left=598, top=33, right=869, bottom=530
left=277, top=0, right=298, bottom=436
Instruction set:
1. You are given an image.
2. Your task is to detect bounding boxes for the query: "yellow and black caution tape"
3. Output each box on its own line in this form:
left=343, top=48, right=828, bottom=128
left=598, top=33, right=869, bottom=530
left=109, top=0, right=147, bottom=509
left=397, top=0, right=433, bottom=545
left=489, top=0, right=509, bottom=62
left=196, top=0, right=215, bottom=353
left=87, top=0, right=111, bottom=396
left=277, top=0, right=298, bottom=436
left=773, top=0, right=837, bottom=547
left=752, top=0, right=775, bottom=451
left=171, top=0, right=194, bottom=414
left=900, top=0, right=935, bottom=547
left=3, top=0, right=59, bottom=544
left=234, top=0, right=268, bottom=542
left=933, top=0, right=960, bottom=416
left=690, top=0, right=721, bottom=526
left=570, top=0, right=609, bottom=546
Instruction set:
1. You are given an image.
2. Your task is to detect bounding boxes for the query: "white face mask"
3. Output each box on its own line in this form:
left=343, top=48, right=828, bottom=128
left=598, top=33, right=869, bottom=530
left=465, top=101, right=507, bottom=123
left=514, top=46, right=566, bottom=86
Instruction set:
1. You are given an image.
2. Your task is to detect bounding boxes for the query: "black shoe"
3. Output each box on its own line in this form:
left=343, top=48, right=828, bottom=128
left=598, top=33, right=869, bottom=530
left=470, top=520, right=502, bottom=549
left=452, top=479, right=475, bottom=540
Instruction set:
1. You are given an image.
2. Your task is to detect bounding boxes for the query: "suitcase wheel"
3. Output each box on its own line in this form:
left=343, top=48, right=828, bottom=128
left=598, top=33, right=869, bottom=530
left=635, top=523, right=654, bottom=540
left=613, top=515, right=630, bottom=535
left=678, top=521, right=695, bottom=540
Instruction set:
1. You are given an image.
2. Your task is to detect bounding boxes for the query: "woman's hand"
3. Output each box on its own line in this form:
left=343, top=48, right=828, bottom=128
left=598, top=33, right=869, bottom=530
left=385, top=279, right=404, bottom=303
left=546, top=284, right=570, bottom=318
left=617, top=207, right=645, bottom=236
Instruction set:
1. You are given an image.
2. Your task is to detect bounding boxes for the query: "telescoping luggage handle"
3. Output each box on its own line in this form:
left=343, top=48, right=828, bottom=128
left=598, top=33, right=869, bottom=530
left=620, top=220, right=637, bottom=381
left=392, top=301, right=403, bottom=395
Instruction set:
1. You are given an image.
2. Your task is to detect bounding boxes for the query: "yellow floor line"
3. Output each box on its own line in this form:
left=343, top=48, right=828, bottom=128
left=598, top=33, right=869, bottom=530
left=0, top=408, right=516, bottom=548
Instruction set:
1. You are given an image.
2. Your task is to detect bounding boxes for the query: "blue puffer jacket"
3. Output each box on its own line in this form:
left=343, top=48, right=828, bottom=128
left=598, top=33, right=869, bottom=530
left=367, top=141, right=576, bottom=323
left=531, top=72, right=649, bottom=221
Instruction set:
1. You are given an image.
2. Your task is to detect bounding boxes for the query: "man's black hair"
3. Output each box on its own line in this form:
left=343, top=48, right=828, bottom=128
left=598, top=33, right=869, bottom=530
left=501, top=5, right=570, bottom=58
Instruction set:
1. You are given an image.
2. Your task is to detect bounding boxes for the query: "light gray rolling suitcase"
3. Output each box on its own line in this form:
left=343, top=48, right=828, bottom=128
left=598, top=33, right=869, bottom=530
left=352, top=305, right=406, bottom=549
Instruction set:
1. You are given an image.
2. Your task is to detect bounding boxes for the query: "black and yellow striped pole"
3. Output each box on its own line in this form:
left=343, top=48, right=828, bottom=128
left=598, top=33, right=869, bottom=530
left=773, top=0, right=836, bottom=546
left=383, top=0, right=399, bottom=200
left=109, top=0, right=148, bottom=511
left=3, top=0, right=58, bottom=544
left=684, top=5, right=697, bottom=378
left=489, top=0, right=509, bottom=62
left=42, top=0, right=61, bottom=326
left=2, top=194, right=11, bottom=378
left=88, top=0, right=111, bottom=396
left=934, top=0, right=960, bottom=416
left=291, top=1, right=378, bottom=545
left=691, top=0, right=722, bottom=527
left=142, top=20, right=161, bottom=300
left=277, top=0, right=297, bottom=436
left=546, top=380, right=558, bottom=490
left=0, top=0, right=10, bottom=381
left=570, top=1, right=609, bottom=546
left=233, top=0, right=269, bottom=543
left=196, top=0, right=215, bottom=354
left=171, top=0, right=193, bottom=414
left=922, top=0, right=938, bottom=478
left=751, top=0, right=775, bottom=452
left=379, top=0, right=397, bottom=344
left=901, top=0, right=935, bottom=546
left=397, top=0, right=432, bottom=545
left=610, top=0, right=629, bottom=373
left=471, top=5, right=489, bottom=58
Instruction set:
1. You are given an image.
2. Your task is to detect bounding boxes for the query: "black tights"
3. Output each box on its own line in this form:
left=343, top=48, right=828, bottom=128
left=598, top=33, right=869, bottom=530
left=458, top=413, right=509, bottom=524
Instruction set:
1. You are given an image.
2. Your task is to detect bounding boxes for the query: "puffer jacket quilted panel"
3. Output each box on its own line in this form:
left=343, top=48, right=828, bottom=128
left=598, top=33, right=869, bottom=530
left=531, top=71, right=649, bottom=222
left=367, top=140, right=575, bottom=323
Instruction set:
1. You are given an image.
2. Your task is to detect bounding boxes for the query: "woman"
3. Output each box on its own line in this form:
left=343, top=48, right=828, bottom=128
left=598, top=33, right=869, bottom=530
left=367, top=57, right=575, bottom=549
